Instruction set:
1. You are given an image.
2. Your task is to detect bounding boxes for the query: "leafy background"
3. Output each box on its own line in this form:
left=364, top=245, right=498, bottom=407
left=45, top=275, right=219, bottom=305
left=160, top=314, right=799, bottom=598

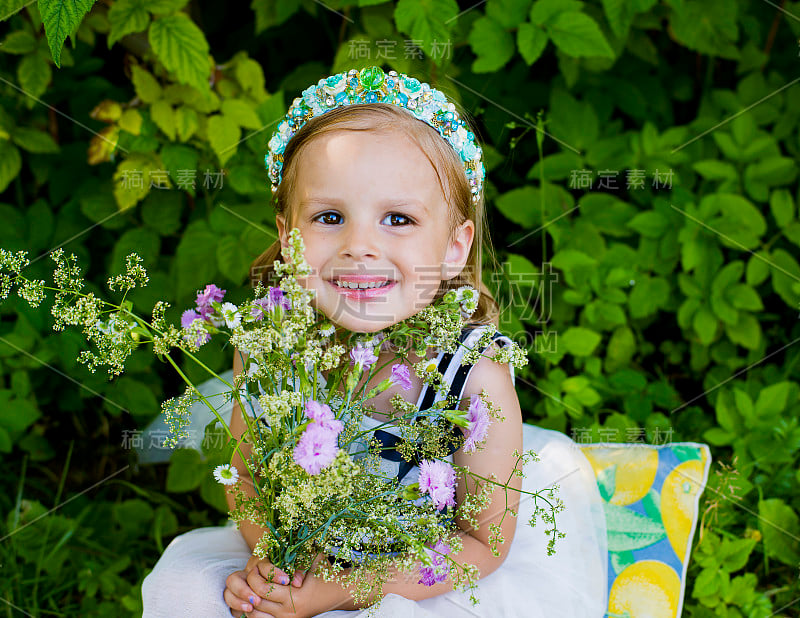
left=1, top=0, right=799, bottom=615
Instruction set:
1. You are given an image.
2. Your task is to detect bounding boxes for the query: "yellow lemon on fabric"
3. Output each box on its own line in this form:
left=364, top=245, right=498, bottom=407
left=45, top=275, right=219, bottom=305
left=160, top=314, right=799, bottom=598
left=661, top=458, right=705, bottom=562
left=608, top=560, right=680, bottom=618
left=583, top=447, right=659, bottom=505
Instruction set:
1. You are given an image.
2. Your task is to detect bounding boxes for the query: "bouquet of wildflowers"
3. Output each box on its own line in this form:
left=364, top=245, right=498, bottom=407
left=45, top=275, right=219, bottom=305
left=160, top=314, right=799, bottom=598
left=0, top=230, right=565, bottom=607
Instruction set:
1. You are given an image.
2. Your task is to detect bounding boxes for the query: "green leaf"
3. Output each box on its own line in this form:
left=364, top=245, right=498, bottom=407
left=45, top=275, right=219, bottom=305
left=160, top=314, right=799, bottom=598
left=394, top=0, right=459, bottom=65
left=601, top=0, right=635, bottom=39
left=111, top=227, right=160, bottom=275
left=207, top=113, right=240, bottom=166
left=745, top=157, right=797, bottom=187
left=727, top=283, right=763, bottom=312
left=529, top=0, right=583, bottom=25
left=604, top=502, right=666, bottom=552
left=561, top=326, right=601, bottom=356
left=627, top=211, right=668, bottom=238
left=693, top=160, right=737, bottom=181
left=166, top=448, right=205, bottom=492
left=141, top=190, right=183, bottom=235
left=149, top=13, right=210, bottom=92
left=692, top=306, right=717, bottom=345
left=107, top=0, right=149, bottom=47
left=517, top=22, right=548, bottom=65
left=150, top=99, right=176, bottom=141
left=0, top=397, right=41, bottom=434
left=112, top=153, right=158, bottom=210
left=732, top=388, right=753, bottom=422
left=0, top=30, right=37, bottom=54
left=250, top=0, right=303, bottom=34
left=548, top=11, right=614, bottom=58
left=235, top=57, right=266, bottom=95
left=758, top=498, right=800, bottom=566
left=216, top=234, right=251, bottom=282
left=131, top=65, right=162, bottom=103
left=18, top=52, right=51, bottom=100
left=628, top=275, right=669, bottom=318
left=724, top=312, right=761, bottom=351
left=175, top=221, right=219, bottom=298
left=769, top=189, right=794, bottom=229
left=159, top=142, right=198, bottom=194
left=147, top=0, right=189, bottom=14
left=174, top=106, right=198, bottom=142
left=221, top=99, right=263, bottom=130
left=468, top=15, right=515, bottom=73
left=769, top=248, right=800, bottom=308
left=754, top=381, right=791, bottom=419
left=0, top=140, right=22, bottom=193
left=11, top=127, right=60, bottom=153
left=39, top=0, right=96, bottom=67
left=668, top=0, right=740, bottom=60
left=0, top=427, right=11, bottom=453
left=717, top=537, right=757, bottom=572
left=704, top=193, right=767, bottom=251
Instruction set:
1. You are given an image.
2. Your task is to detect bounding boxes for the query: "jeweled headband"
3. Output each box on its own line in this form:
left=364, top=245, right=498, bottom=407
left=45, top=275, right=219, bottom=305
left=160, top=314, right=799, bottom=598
left=265, top=66, right=485, bottom=205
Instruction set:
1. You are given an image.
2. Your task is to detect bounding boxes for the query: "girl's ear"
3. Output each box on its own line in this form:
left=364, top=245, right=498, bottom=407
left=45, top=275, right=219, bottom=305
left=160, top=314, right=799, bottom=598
left=275, top=214, right=289, bottom=251
left=442, top=219, right=475, bottom=280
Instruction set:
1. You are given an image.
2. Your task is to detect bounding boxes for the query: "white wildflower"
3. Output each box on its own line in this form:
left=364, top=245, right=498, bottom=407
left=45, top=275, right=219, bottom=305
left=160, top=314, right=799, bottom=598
left=213, top=464, right=240, bottom=485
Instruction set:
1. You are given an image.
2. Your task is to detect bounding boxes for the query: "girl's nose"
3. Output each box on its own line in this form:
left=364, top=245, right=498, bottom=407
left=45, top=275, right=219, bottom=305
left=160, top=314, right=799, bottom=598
left=339, top=223, right=380, bottom=259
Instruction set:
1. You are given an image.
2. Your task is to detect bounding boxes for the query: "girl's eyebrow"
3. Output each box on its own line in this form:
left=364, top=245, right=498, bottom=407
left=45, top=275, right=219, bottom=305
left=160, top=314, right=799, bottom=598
left=300, top=197, right=428, bottom=212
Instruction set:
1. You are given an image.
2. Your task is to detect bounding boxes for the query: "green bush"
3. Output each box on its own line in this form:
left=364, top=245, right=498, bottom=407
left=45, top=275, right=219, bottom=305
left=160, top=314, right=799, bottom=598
left=1, top=0, right=798, bottom=614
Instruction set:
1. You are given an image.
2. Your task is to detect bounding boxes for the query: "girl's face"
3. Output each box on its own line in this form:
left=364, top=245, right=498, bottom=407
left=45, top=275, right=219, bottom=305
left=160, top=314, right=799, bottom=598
left=276, top=128, right=474, bottom=334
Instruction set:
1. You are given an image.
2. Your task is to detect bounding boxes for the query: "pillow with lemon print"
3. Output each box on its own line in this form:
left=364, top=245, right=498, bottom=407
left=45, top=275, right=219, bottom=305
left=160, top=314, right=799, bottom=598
left=580, top=443, right=711, bottom=618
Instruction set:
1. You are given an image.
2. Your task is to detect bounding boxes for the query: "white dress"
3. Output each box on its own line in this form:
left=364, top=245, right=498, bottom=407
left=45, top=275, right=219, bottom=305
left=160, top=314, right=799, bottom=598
left=141, top=326, right=608, bottom=617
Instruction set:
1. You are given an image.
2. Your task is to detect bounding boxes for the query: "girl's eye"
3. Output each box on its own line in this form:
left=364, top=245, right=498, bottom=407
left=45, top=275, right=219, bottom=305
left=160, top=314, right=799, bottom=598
left=314, top=212, right=341, bottom=225
left=382, top=213, right=414, bottom=226
left=312, top=212, right=415, bottom=226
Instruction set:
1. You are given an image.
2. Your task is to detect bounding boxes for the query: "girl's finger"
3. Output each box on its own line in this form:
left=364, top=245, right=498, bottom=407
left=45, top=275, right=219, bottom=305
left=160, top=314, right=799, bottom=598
left=246, top=569, right=289, bottom=599
left=291, top=569, right=303, bottom=587
left=225, top=570, right=262, bottom=608
left=250, top=595, right=286, bottom=617
left=255, top=562, right=290, bottom=584
left=223, top=586, right=253, bottom=614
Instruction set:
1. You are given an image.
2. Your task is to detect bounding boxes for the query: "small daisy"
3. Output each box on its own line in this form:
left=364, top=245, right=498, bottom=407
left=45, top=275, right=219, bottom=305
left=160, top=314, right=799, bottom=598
left=220, top=302, right=242, bottom=328
left=213, top=464, right=240, bottom=485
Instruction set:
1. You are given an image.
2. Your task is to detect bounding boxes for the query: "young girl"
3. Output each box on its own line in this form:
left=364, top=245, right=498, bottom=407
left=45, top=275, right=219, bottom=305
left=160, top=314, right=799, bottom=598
left=141, top=67, right=608, bottom=617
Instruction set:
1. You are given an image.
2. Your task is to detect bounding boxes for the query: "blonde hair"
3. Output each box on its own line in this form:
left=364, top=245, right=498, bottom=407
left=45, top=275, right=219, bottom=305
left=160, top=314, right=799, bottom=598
left=250, top=102, right=501, bottom=328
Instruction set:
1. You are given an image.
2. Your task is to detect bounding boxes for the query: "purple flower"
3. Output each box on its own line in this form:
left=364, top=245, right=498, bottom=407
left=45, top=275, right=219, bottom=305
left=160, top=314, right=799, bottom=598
left=180, top=309, right=211, bottom=347
left=304, top=399, right=343, bottom=434
left=390, top=364, right=412, bottom=391
left=350, top=344, right=378, bottom=370
left=418, top=540, right=451, bottom=586
left=250, top=297, right=271, bottom=321
left=418, top=460, right=457, bottom=510
left=196, top=284, right=225, bottom=316
left=463, top=394, right=491, bottom=453
left=268, top=286, right=291, bottom=311
left=293, top=424, right=339, bottom=475
left=181, top=308, right=201, bottom=328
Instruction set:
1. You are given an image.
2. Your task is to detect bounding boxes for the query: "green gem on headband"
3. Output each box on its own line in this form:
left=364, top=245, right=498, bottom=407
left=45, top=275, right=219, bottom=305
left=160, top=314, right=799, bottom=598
left=265, top=66, right=485, bottom=205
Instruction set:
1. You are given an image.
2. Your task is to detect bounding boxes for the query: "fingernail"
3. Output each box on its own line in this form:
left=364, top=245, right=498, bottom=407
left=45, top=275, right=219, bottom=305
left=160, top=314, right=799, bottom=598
left=280, top=575, right=289, bottom=585
left=248, top=595, right=257, bottom=604
left=242, top=603, right=252, bottom=611
left=292, top=575, right=302, bottom=587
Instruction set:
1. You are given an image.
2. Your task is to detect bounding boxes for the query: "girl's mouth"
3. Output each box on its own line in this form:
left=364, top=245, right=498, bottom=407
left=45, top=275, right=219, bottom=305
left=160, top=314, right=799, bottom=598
left=327, top=279, right=396, bottom=300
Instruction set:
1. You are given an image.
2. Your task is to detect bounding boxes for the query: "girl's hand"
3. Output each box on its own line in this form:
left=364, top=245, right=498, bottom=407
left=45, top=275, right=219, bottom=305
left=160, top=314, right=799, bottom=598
left=228, top=555, right=353, bottom=618
left=224, top=557, right=304, bottom=617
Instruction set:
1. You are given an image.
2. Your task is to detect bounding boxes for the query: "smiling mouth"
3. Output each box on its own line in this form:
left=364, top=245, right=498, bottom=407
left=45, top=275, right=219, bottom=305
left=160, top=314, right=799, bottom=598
left=327, top=279, right=397, bottom=299
left=330, top=280, right=394, bottom=290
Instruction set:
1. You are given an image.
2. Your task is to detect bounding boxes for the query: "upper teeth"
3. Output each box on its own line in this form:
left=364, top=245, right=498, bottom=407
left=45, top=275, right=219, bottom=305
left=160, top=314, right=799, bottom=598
left=335, top=280, right=389, bottom=289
